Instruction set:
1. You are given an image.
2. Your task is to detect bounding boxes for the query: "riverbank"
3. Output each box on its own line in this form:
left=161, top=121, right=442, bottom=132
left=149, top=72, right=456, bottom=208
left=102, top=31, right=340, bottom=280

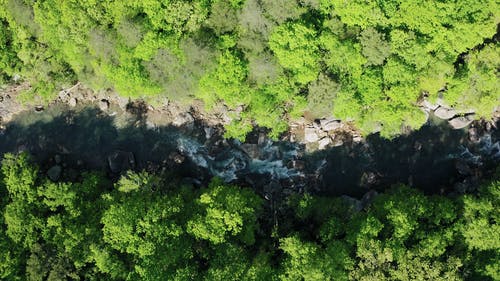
left=3, top=82, right=498, bottom=151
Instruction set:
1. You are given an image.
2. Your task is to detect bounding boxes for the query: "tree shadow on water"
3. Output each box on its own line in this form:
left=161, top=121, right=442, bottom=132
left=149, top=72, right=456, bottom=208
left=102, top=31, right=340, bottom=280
left=0, top=105, right=208, bottom=181
left=309, top=119, right=500, bottom=197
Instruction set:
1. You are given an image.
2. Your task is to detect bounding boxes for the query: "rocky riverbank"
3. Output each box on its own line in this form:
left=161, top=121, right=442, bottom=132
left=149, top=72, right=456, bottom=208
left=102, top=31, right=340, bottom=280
left=2, top=82, right=499, bottom=151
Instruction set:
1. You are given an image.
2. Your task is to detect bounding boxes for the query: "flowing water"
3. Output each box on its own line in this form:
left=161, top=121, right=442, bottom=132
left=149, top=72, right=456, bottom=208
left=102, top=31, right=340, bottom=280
left=0, top=104, right=498, bottom=198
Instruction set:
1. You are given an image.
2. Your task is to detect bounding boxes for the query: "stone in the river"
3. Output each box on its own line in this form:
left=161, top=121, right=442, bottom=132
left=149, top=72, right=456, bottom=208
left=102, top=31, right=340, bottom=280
left=341, top=195, right=363, bottom=212
left=318, top=137, right=331, bottom=150
left=108, top=151, right=135, bottom=173
left=434, top=107, right=457, bottom=120
left=361, top=190, right=378, bottom=208
left=68, top=97, right=77, bottom=107
left=241, top=144, right=260, bottom=159
left=47, top=165, right=62, bottom=181
left=304, top=127, right=319, bottom=143
left=169, top=152, right=185, bottom=164
left=54, top=154, right=62, bottom=164
left=455, top=161, right=473, bottom=176
left=448, top=115, right=474, bottom=129
left=287, top=159, right=305, bottom=170
left=257, top=132, right=267, bottom=146
left=468, top=127, right=480, bottom=142
left=99, top=99, right=109, bottom=111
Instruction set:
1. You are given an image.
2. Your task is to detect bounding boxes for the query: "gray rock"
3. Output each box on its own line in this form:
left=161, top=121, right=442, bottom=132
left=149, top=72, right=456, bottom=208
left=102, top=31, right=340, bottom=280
left=420, top=99, right=439, bottom=111
left=170, top=152, right=185, bottom=164
left=116, top=96, right=129, bottom=110
left=241, top=144, right=260, bottom=159
left=204, top=127, right=214, bottom=139
left=448, top=115, right=474, bottom=129
left=331, top=138, right=344, bottom=147
left=318, top=137, right=331, bottom=150
left=172, top=112, right=194, bottom=127
left=257, top=133, right=267, bottom=146
left=99, top=99, right=109, bottom=111
left=353, top=136, right=363, bottom=142
left=107, top=151, right=135, bottom=173
left=47, top=165, right=62, bottom=181
left=434, top=107, right=457, bottom=120
left=468, top=127, right=480, bottom=142
left=287, top=160, right=305, bottom=170
left=361, top=190, right=378, bottom=208
left=304, top=127, right=319, bottom=143
left=68, top=97, right=77, bottom=107
left=322, top=120, right=342, bottom=131
left=341, top=195, right=363, bottom=212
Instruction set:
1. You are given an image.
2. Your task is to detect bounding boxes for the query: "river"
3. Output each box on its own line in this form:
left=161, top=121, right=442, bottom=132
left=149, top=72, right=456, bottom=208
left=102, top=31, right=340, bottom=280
left=0, top=104, right=498, bottom=199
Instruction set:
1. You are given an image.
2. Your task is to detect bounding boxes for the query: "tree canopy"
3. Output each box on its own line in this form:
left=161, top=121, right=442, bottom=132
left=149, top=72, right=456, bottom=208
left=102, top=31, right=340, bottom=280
left=0, top=153, right=498, bottom=280
left=0, top=0, right=498, bottom=139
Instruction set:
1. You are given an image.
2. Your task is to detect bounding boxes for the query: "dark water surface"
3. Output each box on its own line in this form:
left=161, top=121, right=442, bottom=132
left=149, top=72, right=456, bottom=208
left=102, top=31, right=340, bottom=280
left=0, top=105, right=498, bottom=197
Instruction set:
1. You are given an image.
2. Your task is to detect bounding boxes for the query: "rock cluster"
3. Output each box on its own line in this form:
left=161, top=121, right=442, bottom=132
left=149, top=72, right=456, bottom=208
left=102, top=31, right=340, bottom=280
left=291, top=117, right=359, bottom=150
left=419, top=98, right=475, bottom=129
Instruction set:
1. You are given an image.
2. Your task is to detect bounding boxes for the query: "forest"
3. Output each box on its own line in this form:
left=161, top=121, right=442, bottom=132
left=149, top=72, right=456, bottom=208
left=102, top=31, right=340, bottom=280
left=0, top=153, right=498, bottom=280
left=0, top=1, right=499, bottom=280
left=0, top=0, right=499, bottom=139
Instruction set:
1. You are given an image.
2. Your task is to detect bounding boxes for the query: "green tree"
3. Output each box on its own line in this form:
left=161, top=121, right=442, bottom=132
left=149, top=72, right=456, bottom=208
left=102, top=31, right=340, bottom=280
left=269, top=22, right=320, bottom=84
left=187, top=179, right=263, bottom=245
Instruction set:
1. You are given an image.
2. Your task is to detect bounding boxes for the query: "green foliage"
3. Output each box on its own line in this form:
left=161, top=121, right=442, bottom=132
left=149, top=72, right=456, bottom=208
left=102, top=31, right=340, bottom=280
left=187, top=178, right=263, bottom=245
left=269, top=22, right=320, bottom=85
left=1, top=0, right=498, bottom=138
left=306, top=73, right=340, bottom=118
left=358, top=27, right=391, bottom=66
left=0, top=153, right=499, bottom=279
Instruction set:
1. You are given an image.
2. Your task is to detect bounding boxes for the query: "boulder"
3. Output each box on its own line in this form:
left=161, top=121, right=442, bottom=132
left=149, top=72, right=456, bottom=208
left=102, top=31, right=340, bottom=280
left=448, top=115, right=474, bottom=129
left=287, top=159, right=305, bottom=170
left=434, top=107, right=457, bottom=120
left=322, top=120, right=342, bottom=131
left=169, top=152, right=185, bottom=164
left=341, top=195, right=363, bottom=212
left=331, top=138, right=344, bottom=147
left=419, top=99, right=439, bottom=111
left=47, top=165, right=62, bottom=181
left=304, top=127, right=319, bottom=143
left=240, top=144, right=260, bottom=159
left=468, top=127, right=480, bottom=142
left=68, top=97, right=77, bottom=107
left=318, top=137, right=331, bottom=150
left=172, top=112, right=194, bottom=127
left=353, top=136, right=363, bottom=143
left=99, top=99, right=109, bottom=111
left=107, top=151, right=135, bottom=173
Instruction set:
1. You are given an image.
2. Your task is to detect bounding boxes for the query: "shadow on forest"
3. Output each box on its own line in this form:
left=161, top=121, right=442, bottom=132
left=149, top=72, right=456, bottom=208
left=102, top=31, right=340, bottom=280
left=0, top=105, right=499, bottom=197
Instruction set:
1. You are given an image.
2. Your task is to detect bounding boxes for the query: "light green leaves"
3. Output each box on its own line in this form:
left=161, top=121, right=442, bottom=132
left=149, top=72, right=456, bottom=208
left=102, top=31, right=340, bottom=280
left=269, top=22, right=320, bottom=84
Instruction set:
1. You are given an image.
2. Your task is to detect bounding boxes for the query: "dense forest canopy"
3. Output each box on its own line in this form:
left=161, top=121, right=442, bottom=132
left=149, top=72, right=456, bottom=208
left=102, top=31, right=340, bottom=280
left=0, top=0, right=499, bottom=139
left=0, top=153, right=498, bottom=280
